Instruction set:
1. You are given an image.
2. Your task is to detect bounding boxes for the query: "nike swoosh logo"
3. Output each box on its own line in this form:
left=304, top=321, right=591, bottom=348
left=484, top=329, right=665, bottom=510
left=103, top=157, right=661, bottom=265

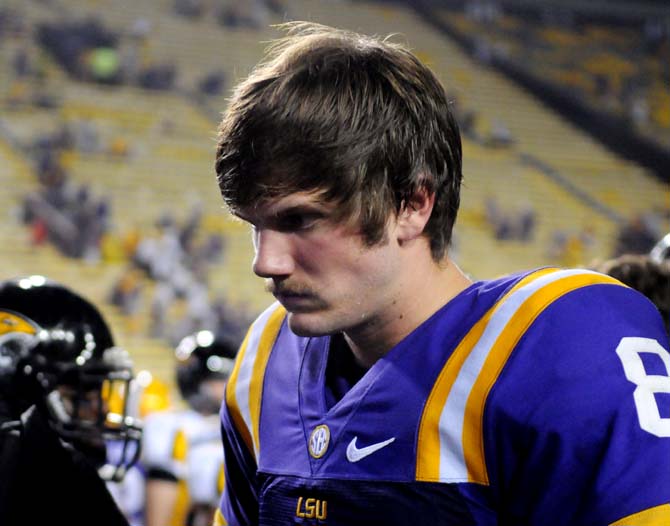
left=346, top=436, right=395, bottom=463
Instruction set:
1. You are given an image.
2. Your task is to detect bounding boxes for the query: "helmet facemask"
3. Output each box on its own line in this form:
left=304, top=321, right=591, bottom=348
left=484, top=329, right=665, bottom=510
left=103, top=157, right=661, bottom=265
left=42, top=349, right=143, bottom=482
left=0, top=277, right=145, bottom=482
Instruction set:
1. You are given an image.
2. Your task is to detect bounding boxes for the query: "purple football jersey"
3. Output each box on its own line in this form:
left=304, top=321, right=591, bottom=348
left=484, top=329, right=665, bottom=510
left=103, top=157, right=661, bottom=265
left=217, top=268, right=670, bottom=525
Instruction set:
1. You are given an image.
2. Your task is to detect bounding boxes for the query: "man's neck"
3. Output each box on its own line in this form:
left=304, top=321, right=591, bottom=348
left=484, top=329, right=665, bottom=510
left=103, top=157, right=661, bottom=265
left=344, top=255, right=472, bottom=368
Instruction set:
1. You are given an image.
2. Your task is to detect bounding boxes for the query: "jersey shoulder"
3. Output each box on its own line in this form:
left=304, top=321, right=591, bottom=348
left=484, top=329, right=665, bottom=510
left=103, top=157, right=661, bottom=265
left=223, top=302, right=289, bottom=461
left=482, top=269, right=670, bottom=523
left=415, top=267, right=643, bottom=483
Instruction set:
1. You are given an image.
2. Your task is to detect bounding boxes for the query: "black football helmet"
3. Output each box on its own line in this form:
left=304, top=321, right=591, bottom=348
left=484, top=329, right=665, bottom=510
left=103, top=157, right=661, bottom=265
left=0, top=275, right=142, bottom=481
left=175, top=330, right=237, bottom=414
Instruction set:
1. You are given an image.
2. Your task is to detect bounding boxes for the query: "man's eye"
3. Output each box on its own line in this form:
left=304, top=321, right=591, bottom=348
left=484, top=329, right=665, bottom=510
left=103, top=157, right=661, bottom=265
left=277, top=214, right=317, bottom=232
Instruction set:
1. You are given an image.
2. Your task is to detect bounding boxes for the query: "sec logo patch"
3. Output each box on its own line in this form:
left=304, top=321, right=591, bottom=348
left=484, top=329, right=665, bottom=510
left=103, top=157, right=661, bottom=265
left=308, top=424, right=330, bottom=459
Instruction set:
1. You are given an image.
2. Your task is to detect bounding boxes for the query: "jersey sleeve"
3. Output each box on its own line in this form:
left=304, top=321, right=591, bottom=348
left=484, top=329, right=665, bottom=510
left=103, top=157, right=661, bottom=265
left=487, top=278, right=670, bottom=525
left=141, top=411, right=185, bottom=481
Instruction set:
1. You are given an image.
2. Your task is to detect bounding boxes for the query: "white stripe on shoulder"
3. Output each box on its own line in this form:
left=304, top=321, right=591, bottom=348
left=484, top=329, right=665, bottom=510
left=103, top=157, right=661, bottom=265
left=233, top=302, right=283, bottom=459
left=438, top=268, right=601, bottom=481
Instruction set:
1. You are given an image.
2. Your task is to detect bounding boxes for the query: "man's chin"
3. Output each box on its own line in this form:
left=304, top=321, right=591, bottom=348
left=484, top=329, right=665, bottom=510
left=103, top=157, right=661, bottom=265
left=286, top=311, right=336, bottom=337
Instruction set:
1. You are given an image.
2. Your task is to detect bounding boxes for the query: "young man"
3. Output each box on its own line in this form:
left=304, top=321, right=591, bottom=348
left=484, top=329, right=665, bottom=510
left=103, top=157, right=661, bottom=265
left=213, top=23, right=670, bottom=525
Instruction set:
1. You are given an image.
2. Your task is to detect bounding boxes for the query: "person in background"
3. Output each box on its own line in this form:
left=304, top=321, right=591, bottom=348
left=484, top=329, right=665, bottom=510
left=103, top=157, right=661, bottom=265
left=213, top=22, right=670, bottom=525
left=186, top=439, right=225, bottom=526
left=0, top=275, right=142, bottom=526
left=107, top=372, right=173, bottom=526
left=142, top=330, right=236, bottom=526
left=594, top=252, right=670, bottom=334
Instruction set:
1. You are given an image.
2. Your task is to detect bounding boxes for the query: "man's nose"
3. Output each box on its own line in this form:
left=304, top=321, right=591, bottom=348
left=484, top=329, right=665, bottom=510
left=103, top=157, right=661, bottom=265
left=252, top=229, right=294, bottom=278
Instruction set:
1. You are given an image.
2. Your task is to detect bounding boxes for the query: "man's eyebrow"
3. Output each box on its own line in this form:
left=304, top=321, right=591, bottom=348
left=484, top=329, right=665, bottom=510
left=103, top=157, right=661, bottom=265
left=272, top=204, right=328, bottom=218
left=231, top=203, right=328, bottom=225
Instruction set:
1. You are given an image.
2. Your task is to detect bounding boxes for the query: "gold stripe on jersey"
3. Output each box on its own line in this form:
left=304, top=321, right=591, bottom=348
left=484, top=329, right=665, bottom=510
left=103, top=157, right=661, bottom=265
left=169, top=429, right=191, bottom=526
left=225, top=327, right=254, bottom=455
left=171, top=428, right=188, bottom=462
left=609, top=504, right=670, bottom=525
left=214, top=508, right=228, bottom=526
left=217, top=461, right=225, bottom=496
left=462, top=271, right=621, bottom=483
left=416, top=269, right=622, bottom=483
left=416, top=268, right=556, bottom=482
left=224, top=303, right=286, bottom=460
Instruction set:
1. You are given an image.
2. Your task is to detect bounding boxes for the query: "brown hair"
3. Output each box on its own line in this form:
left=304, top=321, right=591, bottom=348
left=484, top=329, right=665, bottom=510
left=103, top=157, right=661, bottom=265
left=215, top=22, right=462, bottom=261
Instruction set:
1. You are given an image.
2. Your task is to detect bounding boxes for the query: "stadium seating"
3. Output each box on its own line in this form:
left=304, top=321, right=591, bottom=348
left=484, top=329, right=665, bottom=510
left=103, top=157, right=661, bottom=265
left=434, top=5, right=670, bottom=150
left=1, top=0, right=668, bottom=388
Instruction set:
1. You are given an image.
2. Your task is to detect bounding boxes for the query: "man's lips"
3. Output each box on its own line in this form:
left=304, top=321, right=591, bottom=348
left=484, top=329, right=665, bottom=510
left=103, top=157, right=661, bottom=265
left=268, top=284, right=327, bottom=311
left=273, top=291, right=316, bottom=310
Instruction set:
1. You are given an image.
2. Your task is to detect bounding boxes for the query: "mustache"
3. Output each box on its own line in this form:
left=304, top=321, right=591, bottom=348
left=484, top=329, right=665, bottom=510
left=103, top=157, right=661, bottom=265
left=265, top=280, right=315, bottom=296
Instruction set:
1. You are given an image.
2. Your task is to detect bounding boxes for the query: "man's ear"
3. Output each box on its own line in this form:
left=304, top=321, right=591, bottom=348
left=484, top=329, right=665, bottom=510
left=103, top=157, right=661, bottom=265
left=396, top=186, right=435, bottom=243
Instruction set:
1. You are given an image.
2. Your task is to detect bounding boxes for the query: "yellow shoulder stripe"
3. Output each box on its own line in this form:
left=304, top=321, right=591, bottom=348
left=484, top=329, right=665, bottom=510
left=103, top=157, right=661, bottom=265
left=416, top=268, right=622, bottom=483
left=217, top=461, right=225, bottom=496
left=416, top=268, right=556, bottom=482
left=213, top=508, right=228, bottom=526
left=225, top=327, right=254, bottom=456
left=171, top=428, right=188, bottom=462
left=225, top=303, right=286, bottom=461
left=610, top=504, right=670, bottom=526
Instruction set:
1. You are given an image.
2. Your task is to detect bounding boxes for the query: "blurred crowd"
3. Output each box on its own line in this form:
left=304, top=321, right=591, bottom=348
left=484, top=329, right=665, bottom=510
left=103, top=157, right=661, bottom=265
left=438, top=0, right=670, bottom=151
